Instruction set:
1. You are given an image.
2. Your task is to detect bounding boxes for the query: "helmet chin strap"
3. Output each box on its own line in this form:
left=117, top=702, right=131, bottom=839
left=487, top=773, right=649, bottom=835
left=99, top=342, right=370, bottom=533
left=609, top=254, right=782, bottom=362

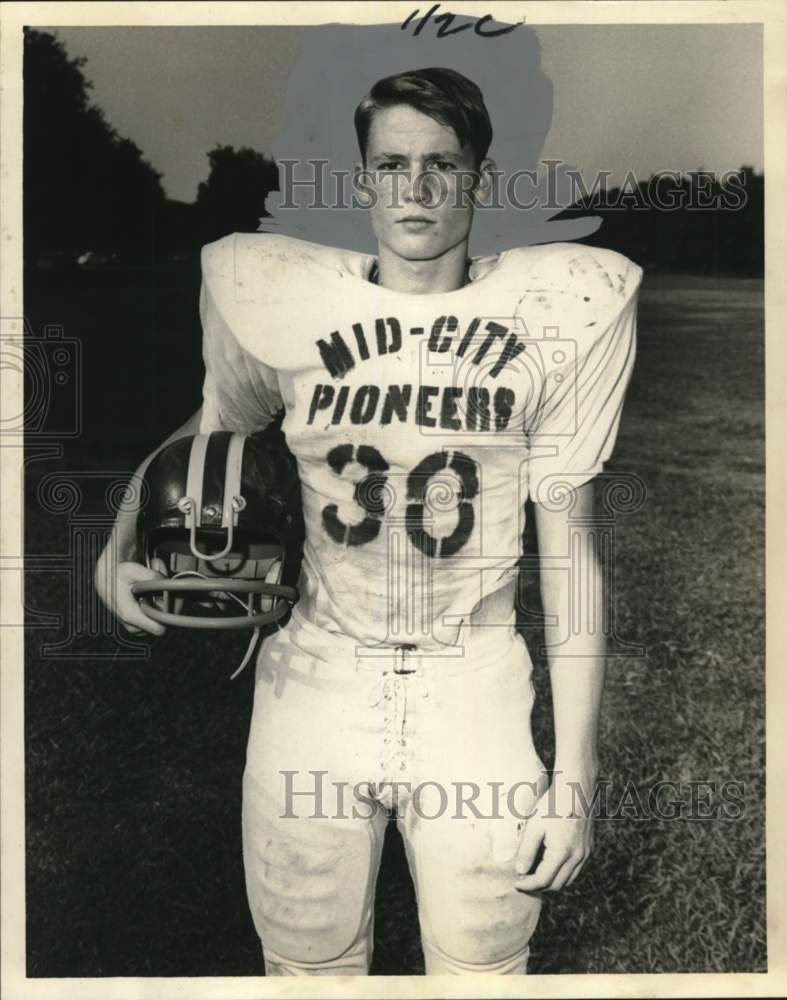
left=169, top=557, right=285, bottom=680
left=229, top=557, right=284, bottom=680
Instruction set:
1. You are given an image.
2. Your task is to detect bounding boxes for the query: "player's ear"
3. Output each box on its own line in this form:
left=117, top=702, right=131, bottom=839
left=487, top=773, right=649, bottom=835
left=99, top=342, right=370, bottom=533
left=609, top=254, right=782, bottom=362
left=473, top=158, right=497, bottom=206
left=353, top=161, right=374, bottom=209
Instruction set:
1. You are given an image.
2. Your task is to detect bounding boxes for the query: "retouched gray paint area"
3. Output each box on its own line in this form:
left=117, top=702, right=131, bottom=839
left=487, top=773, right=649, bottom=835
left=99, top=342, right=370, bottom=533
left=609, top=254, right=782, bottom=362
left=266, top=18, right=602, bottom=253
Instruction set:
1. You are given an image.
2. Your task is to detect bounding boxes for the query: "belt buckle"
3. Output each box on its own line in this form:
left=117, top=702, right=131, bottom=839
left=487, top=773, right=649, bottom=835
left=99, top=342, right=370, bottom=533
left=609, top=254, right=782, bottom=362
left=393, top=643, right=417, bottom=675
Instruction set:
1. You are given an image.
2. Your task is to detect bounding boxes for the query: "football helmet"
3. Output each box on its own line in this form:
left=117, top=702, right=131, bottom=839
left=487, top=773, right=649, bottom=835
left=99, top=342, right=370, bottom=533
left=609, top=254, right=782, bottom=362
left=132, top=428, right=303, bottom=630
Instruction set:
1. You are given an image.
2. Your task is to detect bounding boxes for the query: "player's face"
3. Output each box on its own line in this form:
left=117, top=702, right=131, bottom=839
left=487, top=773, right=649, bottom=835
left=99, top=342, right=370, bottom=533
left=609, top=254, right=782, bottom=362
left=359, top=105, right=484, bottom=263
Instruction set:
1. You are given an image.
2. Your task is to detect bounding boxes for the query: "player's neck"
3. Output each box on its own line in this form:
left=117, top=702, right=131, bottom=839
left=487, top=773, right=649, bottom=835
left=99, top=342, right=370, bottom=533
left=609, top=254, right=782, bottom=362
left=375, top=242, right=469, bottom=294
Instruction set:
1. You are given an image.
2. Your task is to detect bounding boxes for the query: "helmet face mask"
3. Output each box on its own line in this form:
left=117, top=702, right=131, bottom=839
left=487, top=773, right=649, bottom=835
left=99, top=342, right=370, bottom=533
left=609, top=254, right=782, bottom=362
left=133, top=430, right=303, bottom=630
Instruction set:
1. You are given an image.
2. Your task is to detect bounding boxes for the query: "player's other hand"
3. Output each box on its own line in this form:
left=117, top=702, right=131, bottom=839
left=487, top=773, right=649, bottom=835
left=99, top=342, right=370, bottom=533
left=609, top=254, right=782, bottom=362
left=513, top=772, right=596, bottom=893
left=95, top=558, right=167, bottom=637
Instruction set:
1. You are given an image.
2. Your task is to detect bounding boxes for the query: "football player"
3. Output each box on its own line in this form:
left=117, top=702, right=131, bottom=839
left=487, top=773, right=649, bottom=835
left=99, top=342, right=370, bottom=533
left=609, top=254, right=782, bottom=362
left=96, top=67, right=641, bottom=975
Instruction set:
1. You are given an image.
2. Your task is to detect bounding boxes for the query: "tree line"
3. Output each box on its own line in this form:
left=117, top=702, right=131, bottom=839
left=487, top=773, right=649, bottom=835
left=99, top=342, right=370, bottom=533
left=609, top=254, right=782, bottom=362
left=558, top=168, right=763, bottom=276
left=24, top=29, right=277, bottom=268
left=24, top=29, right=763, bottom=275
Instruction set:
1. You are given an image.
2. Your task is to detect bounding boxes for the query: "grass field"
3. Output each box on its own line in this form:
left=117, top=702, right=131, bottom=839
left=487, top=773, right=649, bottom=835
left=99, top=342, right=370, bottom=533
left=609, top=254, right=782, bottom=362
left=22, top=269, right=765, bottom=976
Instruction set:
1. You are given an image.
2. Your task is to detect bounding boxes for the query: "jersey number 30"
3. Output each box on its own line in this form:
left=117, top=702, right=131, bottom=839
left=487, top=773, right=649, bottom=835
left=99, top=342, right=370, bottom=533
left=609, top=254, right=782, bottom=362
left=322, top=445, right=479, bottom=558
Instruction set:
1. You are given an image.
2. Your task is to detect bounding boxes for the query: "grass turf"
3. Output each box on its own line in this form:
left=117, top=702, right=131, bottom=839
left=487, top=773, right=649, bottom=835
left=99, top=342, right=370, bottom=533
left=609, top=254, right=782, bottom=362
left=22, top=271, right=765, bottom=976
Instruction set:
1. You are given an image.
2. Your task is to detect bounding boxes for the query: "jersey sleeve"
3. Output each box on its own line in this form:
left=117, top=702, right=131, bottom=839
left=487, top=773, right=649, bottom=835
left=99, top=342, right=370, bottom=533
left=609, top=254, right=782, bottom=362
left=198, top=241, right=284, bottom=435
left=526, top=254, right=642, bottom=504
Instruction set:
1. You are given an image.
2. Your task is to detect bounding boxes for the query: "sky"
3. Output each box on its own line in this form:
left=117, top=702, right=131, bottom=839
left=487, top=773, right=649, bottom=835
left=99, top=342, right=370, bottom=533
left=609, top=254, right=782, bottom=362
left=51, top=23, right=763, bottom=205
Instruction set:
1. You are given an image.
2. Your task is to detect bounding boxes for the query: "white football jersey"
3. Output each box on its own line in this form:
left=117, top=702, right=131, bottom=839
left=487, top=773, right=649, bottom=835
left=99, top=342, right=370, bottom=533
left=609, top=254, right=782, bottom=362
left=199, top=234, right=642, bottom=649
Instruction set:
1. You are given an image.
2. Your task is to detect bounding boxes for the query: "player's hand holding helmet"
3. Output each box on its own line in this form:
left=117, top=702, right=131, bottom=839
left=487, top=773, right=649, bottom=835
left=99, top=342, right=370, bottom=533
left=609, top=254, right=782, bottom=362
left=132, top=428, right=303, bottom=638
left=98, top=560, right=169, bottom=637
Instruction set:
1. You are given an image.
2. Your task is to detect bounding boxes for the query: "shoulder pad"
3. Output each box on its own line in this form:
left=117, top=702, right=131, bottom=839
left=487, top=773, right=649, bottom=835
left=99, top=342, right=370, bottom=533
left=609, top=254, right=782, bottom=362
left=201, top=233, right=371, bottom=306
left=508, top=243, right=642, bottom=333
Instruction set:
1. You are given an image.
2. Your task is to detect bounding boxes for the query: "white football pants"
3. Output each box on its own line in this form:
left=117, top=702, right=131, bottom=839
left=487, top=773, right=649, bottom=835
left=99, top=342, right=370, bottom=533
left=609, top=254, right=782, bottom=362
left=242, top=610, right=547, bottom=975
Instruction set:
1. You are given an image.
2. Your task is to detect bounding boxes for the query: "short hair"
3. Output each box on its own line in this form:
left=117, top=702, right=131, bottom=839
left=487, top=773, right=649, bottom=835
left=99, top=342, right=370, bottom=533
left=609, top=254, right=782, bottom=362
left=354, top=67, right=493, bottom=165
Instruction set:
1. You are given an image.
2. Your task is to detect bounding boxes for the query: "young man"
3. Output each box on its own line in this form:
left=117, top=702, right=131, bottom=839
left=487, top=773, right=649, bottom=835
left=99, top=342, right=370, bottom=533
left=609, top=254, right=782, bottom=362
left=96, top=67, right=641, bottom=975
